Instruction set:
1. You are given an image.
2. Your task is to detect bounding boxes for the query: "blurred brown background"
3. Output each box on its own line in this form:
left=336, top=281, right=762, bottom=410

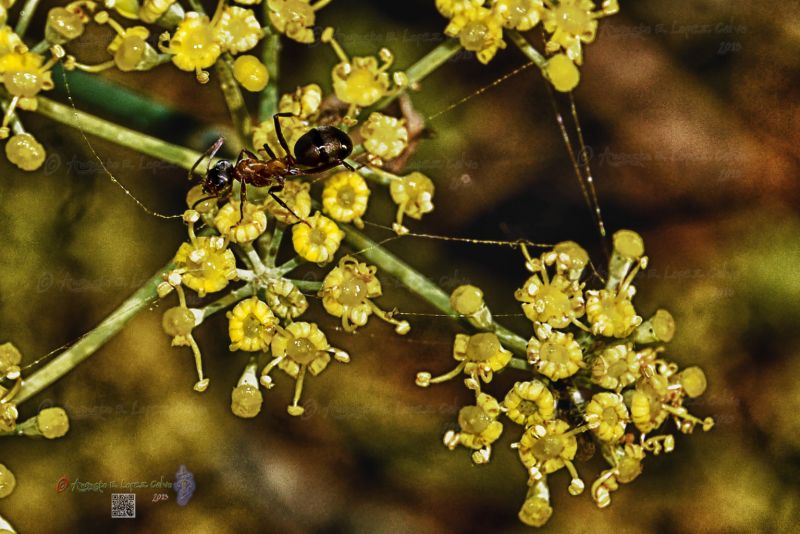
left=1, top=0, right=799, bottom=532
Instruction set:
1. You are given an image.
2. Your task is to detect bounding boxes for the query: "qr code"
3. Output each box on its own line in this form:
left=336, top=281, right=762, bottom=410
left=111, top=493, right=136, bottom=519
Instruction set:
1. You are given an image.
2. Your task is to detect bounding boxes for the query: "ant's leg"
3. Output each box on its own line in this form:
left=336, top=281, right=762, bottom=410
left=239, top=181, right=248, bottom=224
left=191, top=195, right=217, bottom=211
left=261, top=143, right=277, bottom=160
left=273, top=112, right=296, bottom=161
left=268, top=184, right=310, bottom=227
left=235, top=148, right=259, bottom=165
left=300, top=160, right=345, bottom=175
left=189, top=137, right=225, bottom=181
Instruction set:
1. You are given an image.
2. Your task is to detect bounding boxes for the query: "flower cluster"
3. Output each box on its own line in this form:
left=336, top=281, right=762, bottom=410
left=435, top=0, right=618, bottom=91
left=0, top=12, right=68, bottom=170
left=0, top=342, right=71, bottom=505
left=416, top=230, right=714, bottom=527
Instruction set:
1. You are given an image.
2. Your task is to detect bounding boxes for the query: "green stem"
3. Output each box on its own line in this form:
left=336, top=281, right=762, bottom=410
left=201, top=284, right=255, bottom=320
left=186, top=0, right=251, bottom=146
left=289, top=279, right=322, bottom=292
left=276, top=256, right=303, bottom=276
left=358, top=164, right=394, bottom=187
left=35, top=96, right=203, bottom=172
left=14, top=0, right=42, bottom=37
left=507, top=30, right=548, bottom=69
left=263, top=224, right=285, bottom=267
left=373, top=38, right=462, bottom=111
left=259, top=16, right=281, bottom=122
left=16, top=261, right=174, bottom=404
left=340, top=224, right=529, bottom=365
left=216, top=53, right=253, bottom=147
left=241, top=243, right=267, bottom=275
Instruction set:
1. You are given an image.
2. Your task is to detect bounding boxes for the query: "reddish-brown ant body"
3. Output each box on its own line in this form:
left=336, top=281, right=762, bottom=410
left=191, top=112, right=354, bottom=224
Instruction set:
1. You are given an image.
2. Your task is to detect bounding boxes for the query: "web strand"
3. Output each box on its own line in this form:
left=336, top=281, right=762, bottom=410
left=427, top=60, right=536, bottom=122
left=60, top=67, right=182, bottom=220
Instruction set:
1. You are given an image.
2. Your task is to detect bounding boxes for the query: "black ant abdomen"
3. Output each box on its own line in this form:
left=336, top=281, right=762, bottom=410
left=294, top=125, right=354, bottom=167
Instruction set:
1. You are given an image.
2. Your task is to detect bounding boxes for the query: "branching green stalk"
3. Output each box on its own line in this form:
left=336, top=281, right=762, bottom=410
left=14, top=0, right=41, bottom=37
left=36, top=96, right=204, bottom=172
left=276, top=256, right=303, bottom=276
left=258, top=16, right=281, bottom=121
left=289, top=279, right=322, bottom=292
left=340, top=224, right=529, bottom=369
left=201, top=284, right=255, bottom=320
left=372, top=38, right=462, bottom=110
left=15, top=261, right=173, bottom=404
left=263, top=225, right=284, bottom=267
left=186, top=0, right=251, bottom=146
left=216, top=54, right=253, bottom=147
left=507, top=30, right=548, bottom=69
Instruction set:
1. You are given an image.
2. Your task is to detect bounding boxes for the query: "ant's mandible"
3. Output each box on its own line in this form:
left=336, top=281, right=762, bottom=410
left=189, top=112, right=354, bottom=225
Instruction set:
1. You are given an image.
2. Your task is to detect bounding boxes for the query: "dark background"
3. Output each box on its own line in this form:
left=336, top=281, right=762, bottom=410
left=1, top=0, right=798, bottom=532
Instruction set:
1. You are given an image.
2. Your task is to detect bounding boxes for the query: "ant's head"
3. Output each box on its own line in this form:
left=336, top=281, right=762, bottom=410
left=293, top=125, right=353, bottom=167
left=202, top=160, right=233, bottom=195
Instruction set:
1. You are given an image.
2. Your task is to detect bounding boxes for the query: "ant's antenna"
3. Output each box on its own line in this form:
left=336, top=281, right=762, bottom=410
left=60, top=66, right=182, bottom=220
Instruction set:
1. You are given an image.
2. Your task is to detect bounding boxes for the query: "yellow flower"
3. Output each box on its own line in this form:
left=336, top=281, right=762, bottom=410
left=584, top=392, right=628, bottom=442
left=231, top=360, right=262, bottom=418
left=233, top=54, right=269, bottom=92
left=214, top=6, right=263, bottom=54
left=417, top=332, right=510, bottom=388
left=514, top=266, right=585, bottom=329
left=503, top=380, right=555, bottom=426
left=526, top=323, right=583, bottom=381
left=0, top=25, right=23, bottom=56
left=360, top=112, right=408, bottom=161
left=322, top=171, right=371, bottom=227
left=322, top=28, right=405, bottom=108
left=458, top=332, right=512, bottom=380
left=518, top=478, right=553, bottom=527
left=279, top=84, right=323, bottom=119
left=630, top=373, right=669, bottom=433
left=0, top=463, right=15, bottom=498
left=0, top=342, right=21, bottom=378
left=544, top=52, right=580, bottom=92
left=0, top=402, right=17, bottom=432
left=585, top=288, right=642, bottom=338
left=444, top=4, right=506, bottom=64
left=493, top=0, right=543, bottom=31
left=436, top=0, right=485, bottom=19
left=675, top=366, right=707, bottom=399
left=541, top=0, right=618, bottom=65
left=263, top=180, right=312, bottom=224
left=444, top=392, right=503, bottom=464
left=543, top=240, right=589, bottom=281
left=319, top=255, right=409, bottom=334
left=139, top=0, right=178, bottom=24
left=292, top=211, right=344, bottom=264
left=173, top=236, right=237, bottom=297
left=591, top=443, right=645, bottom=508
left=591, top=344, right=640, bottom=391
left=267, top=0, right=329, bottom=44
left=214, top=200, right=268, bottom=243
left=227, top=297, right=278, bottom=352
left=105, top=24, right=160, bottom=73
left=160, top=12, right=221, bottom=83
left=265, top=278, right=308, bottom=319
left=5, top=133, right=45, bottom=171
left=262, top=321, right=348, bottom=416
left=0, top=50, right=55, bottom=97
left=389, top=171, right=435, bottom=234
left=35, top=407, right=70, bottom=439
left=518, top=419, right=584, bottom=494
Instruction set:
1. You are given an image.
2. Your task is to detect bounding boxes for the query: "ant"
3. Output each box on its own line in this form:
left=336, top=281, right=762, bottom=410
left=189, top=112, right=354, bottom=225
